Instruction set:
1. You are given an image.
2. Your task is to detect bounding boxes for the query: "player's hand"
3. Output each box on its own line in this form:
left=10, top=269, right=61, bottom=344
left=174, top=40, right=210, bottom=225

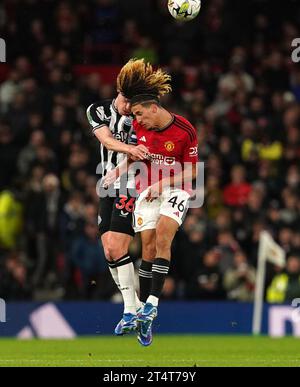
left=129, top=155, right=140, bottom=161
left=129, top=144, right=149, bottom=160
left=101, top=169, right=119, bottom=188
left=145, top=182, right=161, bottom=202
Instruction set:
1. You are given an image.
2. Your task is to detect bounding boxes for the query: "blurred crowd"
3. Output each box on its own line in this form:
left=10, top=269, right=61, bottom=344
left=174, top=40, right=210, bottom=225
left=0, top=0, right=300, bottom=303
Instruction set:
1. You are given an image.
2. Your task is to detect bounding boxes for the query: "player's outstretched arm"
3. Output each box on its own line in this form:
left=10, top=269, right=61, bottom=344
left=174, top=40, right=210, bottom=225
left=145, top=163, right=198, bottom=202
left=94, top=126, right=148, bottom=160
left=101, top=158, right=135, bottom=188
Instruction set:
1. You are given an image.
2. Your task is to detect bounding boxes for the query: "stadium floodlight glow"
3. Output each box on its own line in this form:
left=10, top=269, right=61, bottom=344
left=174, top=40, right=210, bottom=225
left=252, top=231, right=286, bottom=335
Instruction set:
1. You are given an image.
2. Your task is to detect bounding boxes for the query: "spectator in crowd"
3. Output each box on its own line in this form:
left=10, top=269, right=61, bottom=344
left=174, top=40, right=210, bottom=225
left=0, top=70, right=21, bottom=114
left=24, top=173, right=63, bottom=288
left=223, top=165, right=252, bottom=207
left=218, top=54, right=254, bottom=94
left=223, top=250, right=256, bottom=301
left=0, top=251, right=31, bottom=300
left=267, top=255, right=300, bottom=303
left=0, top=189, right=23, bottom=250
left=161, top=276, right=178, bottom=300
left=186, top=248, right=225, bottom=300
left=70, top=221, right=108, bottom=298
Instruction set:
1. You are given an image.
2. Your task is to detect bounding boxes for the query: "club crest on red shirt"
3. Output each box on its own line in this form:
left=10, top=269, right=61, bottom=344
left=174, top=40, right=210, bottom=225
left=164, top=141, right=175, bottom=152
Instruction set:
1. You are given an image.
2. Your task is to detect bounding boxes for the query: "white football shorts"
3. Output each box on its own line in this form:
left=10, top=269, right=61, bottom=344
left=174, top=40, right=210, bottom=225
left=133, top=187, right=190, bottom=233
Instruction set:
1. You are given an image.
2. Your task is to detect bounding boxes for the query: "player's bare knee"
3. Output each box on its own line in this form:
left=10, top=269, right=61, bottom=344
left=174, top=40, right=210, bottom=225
left=101, top=241, right=111, bottom=261
left=142, top=237, right=156, bottom=259
left=103, top=245, right=113, bottom=262
left=106, top=244, right=127, bottom=261
left=156, top=235, right=172, bottom=252
left=103, top=249, right=113, bottom=261
left=142, top=245, right=156, bottom=260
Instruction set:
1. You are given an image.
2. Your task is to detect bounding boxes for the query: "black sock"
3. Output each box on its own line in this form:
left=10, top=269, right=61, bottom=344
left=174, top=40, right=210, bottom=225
left=138, top=260, right=153, bottom=303
left=150, top=258, right=170, bottom=298
left=106, top=254, right=132, bottom=268
left=106, top=259, right=115, bottom=269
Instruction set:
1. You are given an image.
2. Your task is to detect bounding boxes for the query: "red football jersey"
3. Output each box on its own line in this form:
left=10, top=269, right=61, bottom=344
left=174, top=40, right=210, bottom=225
left=132, top=113, right=198, bottom=193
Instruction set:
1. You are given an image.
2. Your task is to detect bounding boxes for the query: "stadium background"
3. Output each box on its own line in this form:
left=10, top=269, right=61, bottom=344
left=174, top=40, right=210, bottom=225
left=0, top=0, right=300, bottom=341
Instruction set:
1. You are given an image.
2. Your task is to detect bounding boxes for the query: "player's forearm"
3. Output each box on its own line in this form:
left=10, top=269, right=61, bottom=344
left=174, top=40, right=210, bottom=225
left=160, top=163, right=198, bottom=189
left=115, top=158, right=133, bottom=178
left=92, top=125, right=133, bottom=154
left=101, top=136, right=132, bottom=154
left=101, top=157, right=134, bottom=187
left=114, top=157, right=136, bottom=178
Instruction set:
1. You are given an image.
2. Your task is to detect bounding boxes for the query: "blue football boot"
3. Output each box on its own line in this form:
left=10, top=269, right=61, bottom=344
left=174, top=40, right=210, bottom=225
left=114, top=313, right=137, bottom=336
left=137, top=303, right=158, bottom=346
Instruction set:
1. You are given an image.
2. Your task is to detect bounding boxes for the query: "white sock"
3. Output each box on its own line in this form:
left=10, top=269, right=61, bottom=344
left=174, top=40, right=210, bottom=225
left=108, top=267, right=120, bottom=290
left=117, top=258, right=137, bottom=314
left=135, top=293, right=142, bottom=311
left=147, top=295, right=159, bottom=307
left=109, top=262, right=141, bottom=311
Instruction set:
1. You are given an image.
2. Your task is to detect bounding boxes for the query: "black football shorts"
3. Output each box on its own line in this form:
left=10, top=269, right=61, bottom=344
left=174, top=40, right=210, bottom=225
left=98, top=191, right=136, bottom=237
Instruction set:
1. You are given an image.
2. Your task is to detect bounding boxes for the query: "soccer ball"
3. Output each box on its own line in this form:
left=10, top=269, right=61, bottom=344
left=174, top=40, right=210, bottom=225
left=167, top=0, right=201, bottom=21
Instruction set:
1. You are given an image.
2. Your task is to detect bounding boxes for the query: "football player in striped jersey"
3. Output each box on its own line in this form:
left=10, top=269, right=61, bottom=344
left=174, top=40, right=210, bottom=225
left=104, top=59, right=199, bottom=345
left=86, top=75, right=149, bottom=335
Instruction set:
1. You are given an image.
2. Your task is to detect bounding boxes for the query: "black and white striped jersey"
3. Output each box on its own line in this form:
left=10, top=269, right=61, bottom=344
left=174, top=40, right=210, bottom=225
left=86, top=99, right=136, bottom=189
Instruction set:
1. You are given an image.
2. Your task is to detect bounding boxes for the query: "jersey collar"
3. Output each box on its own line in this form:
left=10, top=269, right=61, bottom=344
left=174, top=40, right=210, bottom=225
left=150, top=114, right=175, bottom=132
left=112, top=99, right=118, bottom=114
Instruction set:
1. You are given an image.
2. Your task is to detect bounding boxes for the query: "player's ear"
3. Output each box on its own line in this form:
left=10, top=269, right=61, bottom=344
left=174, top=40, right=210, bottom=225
left=152, top=104, right=158, bottom=113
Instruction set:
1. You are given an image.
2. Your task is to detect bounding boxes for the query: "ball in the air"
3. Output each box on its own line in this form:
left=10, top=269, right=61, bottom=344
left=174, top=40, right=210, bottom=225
left=168, top=0, right=201, bottom=21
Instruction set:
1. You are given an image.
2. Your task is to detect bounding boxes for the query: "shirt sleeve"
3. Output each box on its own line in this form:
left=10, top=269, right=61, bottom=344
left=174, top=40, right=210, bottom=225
left=86, top=103, right=109, bottom=134
left=128, top=126, right=137, bottom=145
left=182, top=126, right=198, bottom=163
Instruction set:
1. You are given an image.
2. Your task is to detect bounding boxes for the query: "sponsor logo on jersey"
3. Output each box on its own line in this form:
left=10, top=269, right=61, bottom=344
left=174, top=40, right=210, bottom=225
left=148, top=153, right=176, bottom=165
left=189, top=146, right=198, bottom=156
left=139, top=136, right=147, bottom=142
left=148, top=153, right=164, bottom=164
left=173, top=211, right=180, bottom=217
left=164, top=141, right=175, bottom=152
left=164, top=156, right=175, bottom=165
left=114, top=130, right=128, bottom=142
left=137, top=217, right=143, bottom=226
left=120, top=210, right=129, bottom=217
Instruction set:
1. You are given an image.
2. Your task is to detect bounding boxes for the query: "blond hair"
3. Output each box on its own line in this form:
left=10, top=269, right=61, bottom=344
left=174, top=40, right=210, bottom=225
left=117, top=58, right=172, bottom=99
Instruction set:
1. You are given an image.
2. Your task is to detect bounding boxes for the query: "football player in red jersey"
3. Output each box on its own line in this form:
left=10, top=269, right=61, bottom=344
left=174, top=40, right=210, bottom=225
left=104, top=59, right=199, bottom=346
